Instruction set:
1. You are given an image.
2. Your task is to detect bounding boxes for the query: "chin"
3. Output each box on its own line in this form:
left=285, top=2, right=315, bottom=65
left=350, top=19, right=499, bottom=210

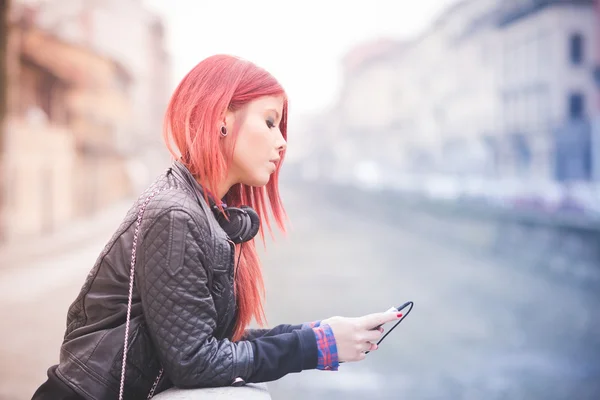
left=242, top=174, right=271, bottom=188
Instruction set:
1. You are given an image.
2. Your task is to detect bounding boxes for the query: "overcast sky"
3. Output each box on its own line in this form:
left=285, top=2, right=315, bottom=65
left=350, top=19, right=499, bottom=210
left=143, top=0, right=459, bottom=117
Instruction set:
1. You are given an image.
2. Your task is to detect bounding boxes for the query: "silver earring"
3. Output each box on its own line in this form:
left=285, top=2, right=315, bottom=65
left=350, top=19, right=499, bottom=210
left=220, top=125, right=228, bottom=137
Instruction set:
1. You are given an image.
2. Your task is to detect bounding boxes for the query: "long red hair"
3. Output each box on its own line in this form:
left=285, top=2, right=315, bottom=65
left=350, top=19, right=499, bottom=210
left=162, top=54, right=288, bottom=341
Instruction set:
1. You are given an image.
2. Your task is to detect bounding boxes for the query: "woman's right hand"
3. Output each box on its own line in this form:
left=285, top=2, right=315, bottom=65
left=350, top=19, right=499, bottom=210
left=321, top=311, right=402, bottom=363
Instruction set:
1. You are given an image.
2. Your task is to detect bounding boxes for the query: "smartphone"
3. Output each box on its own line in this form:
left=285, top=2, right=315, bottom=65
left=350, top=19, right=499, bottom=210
left=367, top=301, right=414, bottom=353
left=378, top=301, right=413, bottom=326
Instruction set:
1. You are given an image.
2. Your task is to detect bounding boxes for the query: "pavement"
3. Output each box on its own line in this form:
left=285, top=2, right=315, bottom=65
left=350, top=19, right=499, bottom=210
left=1, top=182, right=599, bottom=400
left=0, top=199, right=134, bottom=271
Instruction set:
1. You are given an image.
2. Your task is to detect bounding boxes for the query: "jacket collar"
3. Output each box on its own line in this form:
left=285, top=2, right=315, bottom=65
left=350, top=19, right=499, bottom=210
left=170, top=160, right=225, bottom=207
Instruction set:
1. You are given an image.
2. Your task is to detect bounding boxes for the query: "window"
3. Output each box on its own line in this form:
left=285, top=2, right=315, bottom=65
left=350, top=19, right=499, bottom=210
left=534, top=89, right=549, bottom=132
left=536, top=30, right=544, bottom=76
left=569, top=33, right=584, bottom=65
left=511, top=133, right=531, bottom=173
left=569, top=92, right=585, bottom=120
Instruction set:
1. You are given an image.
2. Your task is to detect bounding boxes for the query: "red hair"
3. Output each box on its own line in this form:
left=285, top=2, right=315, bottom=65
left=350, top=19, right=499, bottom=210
left=163, top=54, right=288, bottom=341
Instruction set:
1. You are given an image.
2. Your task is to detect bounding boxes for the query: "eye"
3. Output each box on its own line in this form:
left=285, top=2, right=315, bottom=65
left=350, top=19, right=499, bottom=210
left=266, top=119, right=276, bottom=129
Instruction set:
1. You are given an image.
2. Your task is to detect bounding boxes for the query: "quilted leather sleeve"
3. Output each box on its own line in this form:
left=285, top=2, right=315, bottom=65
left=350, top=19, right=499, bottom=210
left=137, top=205, right=254, bottom=388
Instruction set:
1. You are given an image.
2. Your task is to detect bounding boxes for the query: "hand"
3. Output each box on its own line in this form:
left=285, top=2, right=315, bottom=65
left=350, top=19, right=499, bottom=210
left=321, top=311, right=402, bottom=363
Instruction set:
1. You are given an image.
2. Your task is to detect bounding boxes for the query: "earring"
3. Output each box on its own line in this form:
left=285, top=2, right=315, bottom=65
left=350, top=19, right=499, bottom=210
left=220, top=125, right=228, bottom=137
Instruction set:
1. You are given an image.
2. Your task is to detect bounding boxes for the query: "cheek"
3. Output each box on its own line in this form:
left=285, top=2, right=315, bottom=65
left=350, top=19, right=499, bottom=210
left=233, top=131, right=263, bottom=168
left=244, top=124, right=271, bottom=149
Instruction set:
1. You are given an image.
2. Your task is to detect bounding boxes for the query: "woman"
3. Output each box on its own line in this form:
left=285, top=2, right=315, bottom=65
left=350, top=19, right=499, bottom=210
left=32, top=54, right=402, bottom=400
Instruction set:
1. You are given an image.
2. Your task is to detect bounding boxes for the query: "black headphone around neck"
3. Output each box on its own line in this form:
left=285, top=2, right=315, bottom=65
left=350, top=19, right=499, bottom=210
left=212, top=204, right=260, bottom=245
left=170, top=162, right=261, bottom=244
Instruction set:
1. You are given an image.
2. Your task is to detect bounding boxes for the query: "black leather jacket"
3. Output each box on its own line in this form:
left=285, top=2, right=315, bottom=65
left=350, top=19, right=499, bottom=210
left=54, top=162, right=317, bottom=399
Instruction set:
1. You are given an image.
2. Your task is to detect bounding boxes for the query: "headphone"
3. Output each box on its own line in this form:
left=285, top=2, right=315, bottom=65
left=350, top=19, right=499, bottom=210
left=170, top=163, right=261, bottom=244
left=212, top=204, right=260, bottom=245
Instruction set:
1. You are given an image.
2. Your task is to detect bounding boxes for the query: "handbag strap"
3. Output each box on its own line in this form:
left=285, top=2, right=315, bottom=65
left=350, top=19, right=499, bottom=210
left=119, top=188, right=166, bottom=400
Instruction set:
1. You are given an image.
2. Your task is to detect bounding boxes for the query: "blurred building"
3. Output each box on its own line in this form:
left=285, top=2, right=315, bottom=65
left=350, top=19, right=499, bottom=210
left=592, top=0, right=600, bottom=181
left=29, top=0, right=172, bottom=189
left=2, top=5, right=134, bottom=241
left=0, top=0, right=172, bottom=242
left=322, top=0, right=599, bottom=188
left=330, top=39, right=407, bottom=183
left=497, top=0, right=598, bottom=182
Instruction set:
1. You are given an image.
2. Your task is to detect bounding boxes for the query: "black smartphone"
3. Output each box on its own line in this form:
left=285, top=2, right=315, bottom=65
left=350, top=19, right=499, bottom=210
left=367, top=301, right=414, bottom=353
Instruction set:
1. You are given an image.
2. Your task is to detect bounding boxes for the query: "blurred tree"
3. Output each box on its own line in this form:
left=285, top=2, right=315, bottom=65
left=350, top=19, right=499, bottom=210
left=0, top=0, right=8, bottom=241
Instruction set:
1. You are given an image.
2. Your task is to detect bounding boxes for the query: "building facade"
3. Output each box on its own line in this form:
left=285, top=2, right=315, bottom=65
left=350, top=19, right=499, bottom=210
left=497, top=0, right=599, bottom=182
left=323, top=0, right=599, bottom=191
left=31, top=0, right=172, bottom=187
left=2, top=4, right=134, bottom=241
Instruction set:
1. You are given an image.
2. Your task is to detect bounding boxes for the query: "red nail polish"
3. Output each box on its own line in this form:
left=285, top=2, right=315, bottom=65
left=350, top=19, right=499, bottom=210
left=397, top=313, right=403, bottom=318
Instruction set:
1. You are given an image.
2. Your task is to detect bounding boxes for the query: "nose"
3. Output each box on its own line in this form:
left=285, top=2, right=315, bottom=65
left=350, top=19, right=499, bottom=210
left=275, top=130, right=287, bottom=152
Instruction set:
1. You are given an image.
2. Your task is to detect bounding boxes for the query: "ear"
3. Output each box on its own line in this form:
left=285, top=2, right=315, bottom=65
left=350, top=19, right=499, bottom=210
left=224, top=109, right=236, bottom=132
left=220, top=109, right=237, bottom=155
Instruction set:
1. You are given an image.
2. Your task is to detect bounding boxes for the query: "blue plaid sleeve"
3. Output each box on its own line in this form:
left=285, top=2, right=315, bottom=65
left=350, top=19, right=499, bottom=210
left=312, top=324, right=339, bottom=371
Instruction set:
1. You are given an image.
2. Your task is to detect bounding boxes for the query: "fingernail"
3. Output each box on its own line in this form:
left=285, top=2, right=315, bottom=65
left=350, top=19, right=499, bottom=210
left=397, top=313, right=403, bottom=318
left=374, top=344, right=378, bottom=350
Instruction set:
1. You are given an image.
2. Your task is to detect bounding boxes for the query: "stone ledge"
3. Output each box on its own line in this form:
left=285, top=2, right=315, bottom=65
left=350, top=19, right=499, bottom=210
left=153, top=383, right=271, bottom=400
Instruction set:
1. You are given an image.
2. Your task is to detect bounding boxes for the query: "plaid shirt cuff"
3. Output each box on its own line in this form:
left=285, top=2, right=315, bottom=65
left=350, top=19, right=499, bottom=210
left=313, top=324, right=339, bottom=371
left=302, top=320, right=321, bottom=329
